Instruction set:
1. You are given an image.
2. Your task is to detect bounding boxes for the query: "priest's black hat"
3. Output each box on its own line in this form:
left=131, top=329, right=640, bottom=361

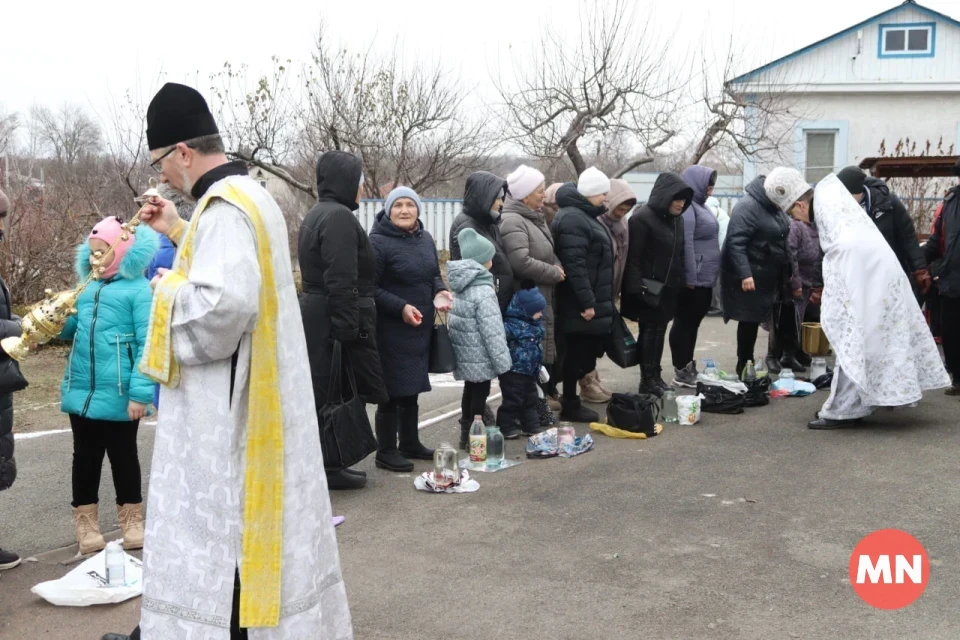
left=837, top=166, right=867, bottom=195
left=146, top=83, right=219, bottom=150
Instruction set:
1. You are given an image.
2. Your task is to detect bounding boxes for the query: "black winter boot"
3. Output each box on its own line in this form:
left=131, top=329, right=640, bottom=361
left=764, top=329, right=782, bottom=374
left=458, top=418, right=471, bottom=451
left=559, top=396, right=599, bottom=423
left=326, top=468, right=367, bottom=490
left=374, top=411, right=414, bottom=472
left=397, top=405, right=434, bottom=460
left=795, top=350, right=812, bottom=367
left=779, top=352, right=807, bottom=373
left=639, top=366, right=664, bottom=398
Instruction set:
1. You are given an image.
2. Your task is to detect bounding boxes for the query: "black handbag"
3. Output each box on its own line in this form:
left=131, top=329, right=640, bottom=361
left=0, top=355, right=28, bottom=396
left=604, top=310, right=638, bottom=368
left=428, top=313, right=456, bottom=374
left=697, top=381, right=746, bottom=414
left=318, top=341, right=378, bottom=470
left=606, top=392, right=660, bottom=435
left=744, top=376, right=771, bottom=407
left=639, top=219, right=679, bottom=308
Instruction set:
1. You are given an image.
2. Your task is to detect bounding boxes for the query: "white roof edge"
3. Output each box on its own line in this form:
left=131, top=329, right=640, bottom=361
left=730, top=82, right=960, bottom=94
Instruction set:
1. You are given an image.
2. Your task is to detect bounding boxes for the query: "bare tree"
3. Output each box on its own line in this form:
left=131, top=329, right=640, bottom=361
left=494, top=0, right=681, bottom=178
left=303, top=25, right=494, bottom=196
left=0, top=108, right=18, bottom=157
left=29, top=103, right=102, bottom=164
left=212, top=58, right=315, bottom=195
left=101, top=85, right=152, bottom=198
left=690, top=42, right=805, bottom=167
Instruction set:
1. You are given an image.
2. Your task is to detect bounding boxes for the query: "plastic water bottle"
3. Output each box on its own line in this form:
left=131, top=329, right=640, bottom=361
left=485, top=426, right=504, bottom=469
left=742, top=360, right=757, bottom=382
left=105, top=540, right=125, bottom=587
left=469, top=416, right=487, bottom=463
left=702, top=359, right=719, bottom=381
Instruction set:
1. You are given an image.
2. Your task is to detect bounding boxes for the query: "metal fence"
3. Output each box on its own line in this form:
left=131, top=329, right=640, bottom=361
left=358, top=193, right=944, bottom=249
left=357, top=199, right=463, bottom=252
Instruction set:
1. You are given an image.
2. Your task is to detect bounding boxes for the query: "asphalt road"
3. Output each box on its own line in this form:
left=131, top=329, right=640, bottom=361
left=2, top=318, right=959, bottom=640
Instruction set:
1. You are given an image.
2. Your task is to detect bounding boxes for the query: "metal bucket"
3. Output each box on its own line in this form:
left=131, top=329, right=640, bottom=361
left=801, top=322, right=830, bottom=356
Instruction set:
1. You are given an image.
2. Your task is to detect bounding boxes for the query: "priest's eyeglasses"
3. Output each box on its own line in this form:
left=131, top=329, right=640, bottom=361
left=150, top=147, right=176, bottom=174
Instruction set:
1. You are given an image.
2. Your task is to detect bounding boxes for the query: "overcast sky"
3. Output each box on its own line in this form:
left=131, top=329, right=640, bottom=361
left=4, top=0, right=960, bottom=129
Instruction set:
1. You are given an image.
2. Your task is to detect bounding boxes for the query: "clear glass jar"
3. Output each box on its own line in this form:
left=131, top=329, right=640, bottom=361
left=433, top=443, right=460, bottom=488
left=661, top=389, right=679, bottom=424
left=558, top=423, right=576, bottom=448
left=485, top=427, right=504, bottom=469
left=810, top=357, right=827, bottom=380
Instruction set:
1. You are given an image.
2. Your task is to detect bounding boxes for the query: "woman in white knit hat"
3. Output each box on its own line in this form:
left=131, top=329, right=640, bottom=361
left=551, top=167, right=615, bottom=423
left=501, top=165, right=565, bottom=422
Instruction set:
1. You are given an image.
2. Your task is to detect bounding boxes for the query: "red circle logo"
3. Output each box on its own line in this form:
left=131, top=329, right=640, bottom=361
left=849, top=529, right=928, bottom=610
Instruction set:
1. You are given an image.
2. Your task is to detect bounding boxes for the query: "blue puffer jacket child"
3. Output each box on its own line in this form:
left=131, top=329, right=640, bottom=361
left=504, top=282, right=546, bottom=377
left=59, top=223, right=159, bottom=421
left=447, top=258, right=512, bottom=383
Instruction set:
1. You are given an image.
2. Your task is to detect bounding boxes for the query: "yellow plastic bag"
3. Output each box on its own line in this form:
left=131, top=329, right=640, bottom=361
left=589, top=422, right=663, bottom=439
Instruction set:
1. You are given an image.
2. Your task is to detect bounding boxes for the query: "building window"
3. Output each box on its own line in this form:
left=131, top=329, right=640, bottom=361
left=805, top=131, right=836, bottom=183
left=879, top=23, right=935, bottom=57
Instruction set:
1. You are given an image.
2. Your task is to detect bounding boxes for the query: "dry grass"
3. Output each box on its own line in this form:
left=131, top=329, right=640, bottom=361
left=13, top=345, right=71, bottom=434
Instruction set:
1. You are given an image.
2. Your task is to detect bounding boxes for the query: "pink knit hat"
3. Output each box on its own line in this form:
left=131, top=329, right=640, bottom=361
left=89, top=216, right=134, bottom=279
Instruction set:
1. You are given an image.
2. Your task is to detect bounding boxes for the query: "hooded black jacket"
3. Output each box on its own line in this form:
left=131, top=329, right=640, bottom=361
left=298, top=151, right=386, bottom=415
left=720, top=175, right=792, bottom=323
left=621, top=172, right=692, bottom=324
left=0, top=275, right=20, bottom=490
left=448, top=172, right=513, bottom=312
left=926, top=178, right=960, bottom=299
left=862, top=177, right=926, bottom=278
left=552, top=183, right=615, bottom=336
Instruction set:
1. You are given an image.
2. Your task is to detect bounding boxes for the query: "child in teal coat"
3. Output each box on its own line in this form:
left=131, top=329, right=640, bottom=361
left=59, top=216, right=158, bottom=554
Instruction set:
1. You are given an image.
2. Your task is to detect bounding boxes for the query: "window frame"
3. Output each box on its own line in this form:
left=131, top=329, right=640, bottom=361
left=878, top=22, right=936, bottom=59
left=803, top=131, right=838, bottom=184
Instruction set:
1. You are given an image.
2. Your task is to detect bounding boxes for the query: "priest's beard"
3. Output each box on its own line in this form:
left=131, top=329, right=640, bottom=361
left=178, top=167, right=196, bottom=202
left=158, top=183, right=197, bottom=221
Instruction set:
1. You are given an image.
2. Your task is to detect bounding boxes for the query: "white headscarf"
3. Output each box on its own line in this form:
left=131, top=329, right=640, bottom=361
left=814, top=174, right=949, bottom=406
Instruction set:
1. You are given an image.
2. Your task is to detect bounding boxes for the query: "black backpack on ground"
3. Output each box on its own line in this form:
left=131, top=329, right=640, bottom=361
left=606, top=393, right=660, bottom=435
left=744, top=376, right=771, bottom=407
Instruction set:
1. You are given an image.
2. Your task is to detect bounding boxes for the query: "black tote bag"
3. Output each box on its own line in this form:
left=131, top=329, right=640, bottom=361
left=0, top=355, right=28, bottom=396
left=319, top=341, right=378, bottom=470
left=604, top=310, right=638, bottom=368
left=428, top=313, right=456, bottom=374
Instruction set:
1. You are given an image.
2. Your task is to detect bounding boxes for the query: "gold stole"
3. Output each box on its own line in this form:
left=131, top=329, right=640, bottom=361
left=140, top=179, right=285, bottom=627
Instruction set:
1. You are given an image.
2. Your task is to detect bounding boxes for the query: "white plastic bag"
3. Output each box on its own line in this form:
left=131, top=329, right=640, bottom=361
left=32, top=548, right=143, bottom=606
left=677, top=394, right=703, bottom=426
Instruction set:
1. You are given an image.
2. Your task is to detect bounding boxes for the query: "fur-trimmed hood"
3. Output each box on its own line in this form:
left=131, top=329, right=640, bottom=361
left=75, top=224, right=161, bottom=281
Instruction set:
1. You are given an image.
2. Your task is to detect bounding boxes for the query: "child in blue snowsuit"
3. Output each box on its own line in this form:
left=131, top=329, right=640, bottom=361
left=497, top=280, right=548, bottom=438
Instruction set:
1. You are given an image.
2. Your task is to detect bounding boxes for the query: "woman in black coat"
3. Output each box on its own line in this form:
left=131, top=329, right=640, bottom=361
left=0, top=193, right=23, bottom=570
left=720, top=175, right=792, bottom=376
left=621, top=173, right=693, bottom=397
left=369, top=187, right=452, bottom=472
left=299, top=151, right=388, bottom=491
left=552, top=173, right=615, bottom=424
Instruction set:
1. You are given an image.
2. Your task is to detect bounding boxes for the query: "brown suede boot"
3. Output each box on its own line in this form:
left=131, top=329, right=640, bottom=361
left=579, top=371, right=611, bottom=403
left=118, top=503, right=145, bottom=550
left=73, top=505, right=106, bottom=555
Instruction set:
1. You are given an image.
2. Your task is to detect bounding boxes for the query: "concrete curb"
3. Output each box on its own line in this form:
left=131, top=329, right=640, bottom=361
left=32, top=529, right=125, bottom=566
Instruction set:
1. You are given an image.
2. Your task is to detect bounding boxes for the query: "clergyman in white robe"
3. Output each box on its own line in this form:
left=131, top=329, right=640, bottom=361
left=813, top=174, right=949, bottom=422
left=138, top=173, right=353, bottom=639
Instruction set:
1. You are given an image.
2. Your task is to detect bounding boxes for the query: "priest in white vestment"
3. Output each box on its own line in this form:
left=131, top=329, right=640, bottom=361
left=101, top=82, right=352, bottom=640
left=807, top=173, right=949, bottom=429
